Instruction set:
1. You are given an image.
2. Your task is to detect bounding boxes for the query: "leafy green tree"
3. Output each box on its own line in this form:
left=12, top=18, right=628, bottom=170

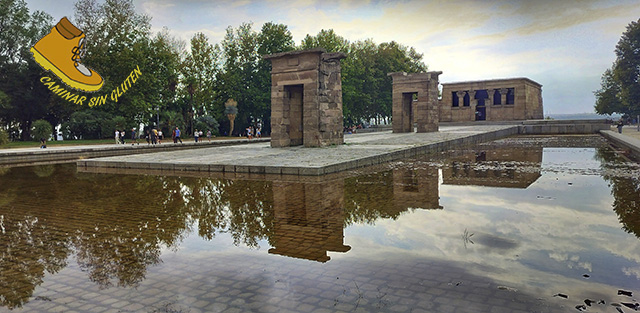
left=218, top=23, right=260, bottom=134
left=300, top=29, right=349, bottom=53
left=301, top=29, right=427, bottom=125
left=181, top=32, right=220, bottom=119
left=61, top=110, right=114, bottom=139
left=0, top=0, right=53, bottom=140
left=0, top=128, right=8, bottom=146
left=595, top=18, right=640, bottom=117
left=161, top=110, right=185, bottom=135
left=74, top=0, right=182, bottom=128
left=194, top=116, right=219, bottom=135
left=31, top=119, right=52, bottom=141
left=255, top=22, right=296, bottom=135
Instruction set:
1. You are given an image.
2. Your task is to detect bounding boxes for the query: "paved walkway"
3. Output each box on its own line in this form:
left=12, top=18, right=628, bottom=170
left=0, top=138, right=269, bottom=165
left=600, top=125, right=640, bottom=160
left=78, top=125, right=519, bottom=176
left=620, top=125, right=640, bottom=140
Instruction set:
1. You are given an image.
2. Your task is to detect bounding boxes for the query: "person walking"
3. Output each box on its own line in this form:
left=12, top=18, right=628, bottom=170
left=172, top=127, right=176, bottom=143
left=617, top=119, right=624, bottom=133
left=194, top=129, right=199, bottom=143
left=115, top=129, right=120, bottom=144
left=207, top=130, right=212, bottom=142
left=175, top=126, right=182, bottom=143
left=158, top=130, right=163, bottom=144
left=131, top=128, right=138, bottom=145
left=120, top=129, right=126, bottom=144
left=150, top=129, right=158, bottom=145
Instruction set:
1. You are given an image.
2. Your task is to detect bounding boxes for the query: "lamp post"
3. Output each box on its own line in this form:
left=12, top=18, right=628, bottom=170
left=155, top=106, right=160, bottom=128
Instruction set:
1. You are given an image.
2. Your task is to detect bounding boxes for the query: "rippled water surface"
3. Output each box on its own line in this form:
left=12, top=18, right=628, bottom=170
left=0, top=135, right=639, bottom=313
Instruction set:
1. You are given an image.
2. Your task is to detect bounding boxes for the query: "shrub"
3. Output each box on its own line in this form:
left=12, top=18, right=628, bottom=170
left=0, top=128, right=9, bottom=146
left=194, top=116, right=220, bottom=135
left=31, top=119, right=53, bottom=141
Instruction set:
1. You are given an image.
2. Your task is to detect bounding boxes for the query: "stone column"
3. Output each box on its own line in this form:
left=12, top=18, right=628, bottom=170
left=457, top=91, right=466, bottom=106
left=485, top=89, right=492, bottom=121
left=417, top=71, right=441, bottom=132
left=500, top=88, right=508, bottom=105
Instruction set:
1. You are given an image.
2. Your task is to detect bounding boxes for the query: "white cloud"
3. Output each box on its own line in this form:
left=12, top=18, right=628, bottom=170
left=24, top=0, right=640, bottom=114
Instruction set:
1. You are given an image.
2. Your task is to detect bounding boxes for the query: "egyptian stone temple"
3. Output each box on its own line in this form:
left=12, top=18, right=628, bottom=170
left=388, top=71, right=443, bottom=133
left=439, top=78, right=543, bottom=122
left=264, top=48, right=346, bottom=148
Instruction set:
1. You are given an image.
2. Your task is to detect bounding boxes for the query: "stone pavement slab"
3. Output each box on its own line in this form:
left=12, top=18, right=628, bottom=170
left=78, top=125, right=519, bottom=176
left=0, top=138, right=269, bottom=165
left=600, top=127, right=640, bottom=160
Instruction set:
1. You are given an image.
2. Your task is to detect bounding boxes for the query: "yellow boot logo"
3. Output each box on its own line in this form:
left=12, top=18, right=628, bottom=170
left=30, top=17, right=103, bottom=92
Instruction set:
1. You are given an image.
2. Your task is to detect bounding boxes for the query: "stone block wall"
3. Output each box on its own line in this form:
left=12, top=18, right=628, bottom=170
left=439, top=78, right=543, bottom=122
left=388, top=71, right=442, bottom=133
left=264, top=49, right=346, bottom=147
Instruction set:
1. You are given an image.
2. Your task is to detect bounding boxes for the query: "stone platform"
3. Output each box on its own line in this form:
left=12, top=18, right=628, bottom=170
left=77, top=125, right=519, bottom=176
left=0, top=138, right=269, bottom=165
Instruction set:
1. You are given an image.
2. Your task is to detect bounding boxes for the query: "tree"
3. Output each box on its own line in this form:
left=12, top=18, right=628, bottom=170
left=194, top=116, right=219, bottom=135
left=301, top=29, right=427, bottom=125
left=595, top=18, right=640, bottom=117
left=218, top=23, right=260, bottom=135
left=300, top=29, right=349, bottom=53
left=31, top=119, right=52, bottom=141
left=181, top=32, right=220, bottom=122
left=0, top=128, right=8, bottom=146
left=255, top=22, right=296, bottom=135
left=73, top=0, right=182, bottom=126
left=61, top=110, right=114, bottom=139
left=0, top=0, right=53, bottom=140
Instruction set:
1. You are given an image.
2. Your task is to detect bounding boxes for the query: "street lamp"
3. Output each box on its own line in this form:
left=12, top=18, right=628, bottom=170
left=155, top=106, right=160, bottom=128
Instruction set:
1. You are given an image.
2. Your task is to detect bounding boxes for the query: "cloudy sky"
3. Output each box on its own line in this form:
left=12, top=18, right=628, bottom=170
left=25, top=0, right=640, bottom=115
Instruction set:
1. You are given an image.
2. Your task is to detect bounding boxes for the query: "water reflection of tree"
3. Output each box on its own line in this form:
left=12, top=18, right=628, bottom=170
left=0, top=165, right=275, bottom=308
left=0, top=168, right=72, bottom=309
left=193, top=179, right=274, bottom=248
left=595, top=148, right=640, bottom=238
left=1, top=162, right=439, bottom=309
left=343, top=171, right=404, bottom=226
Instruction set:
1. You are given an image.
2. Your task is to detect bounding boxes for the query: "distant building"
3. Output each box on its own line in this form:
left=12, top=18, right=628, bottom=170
left=439, top=78, right=543, bottom=122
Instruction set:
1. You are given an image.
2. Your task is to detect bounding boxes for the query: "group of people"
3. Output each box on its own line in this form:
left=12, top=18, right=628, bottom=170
left=114, top=127, right=164, bottom=145
left=115, top=126, right=218, bottom=144
left=344, top=124, right=364, bottom=134
left=192, top=129, right=214, bottom=142
left=144, top=128, right=163, bottom=145
left=114, top=129, right=128, bottom=144
left=245, top=125, right=261, bottom=140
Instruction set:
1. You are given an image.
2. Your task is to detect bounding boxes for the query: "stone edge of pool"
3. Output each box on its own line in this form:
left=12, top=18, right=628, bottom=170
left=74, top=120, right=615, bottom=176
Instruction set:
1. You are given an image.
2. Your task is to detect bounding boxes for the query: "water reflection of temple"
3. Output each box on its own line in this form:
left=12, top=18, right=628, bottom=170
left=268, top=180, right=351, bottom=262
left=268, top=168, right=442, bottom=262
left=441, top=147, right=543, bottom=188
left=393, top=167, right=442, bottom=210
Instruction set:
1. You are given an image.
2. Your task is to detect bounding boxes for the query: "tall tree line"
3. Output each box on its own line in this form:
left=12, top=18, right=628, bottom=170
left=0, top=0, right=427, bottom=141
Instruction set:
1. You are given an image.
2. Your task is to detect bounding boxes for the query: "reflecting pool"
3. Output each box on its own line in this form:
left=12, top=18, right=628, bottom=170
left=0, top=135, right=639, bottom=313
